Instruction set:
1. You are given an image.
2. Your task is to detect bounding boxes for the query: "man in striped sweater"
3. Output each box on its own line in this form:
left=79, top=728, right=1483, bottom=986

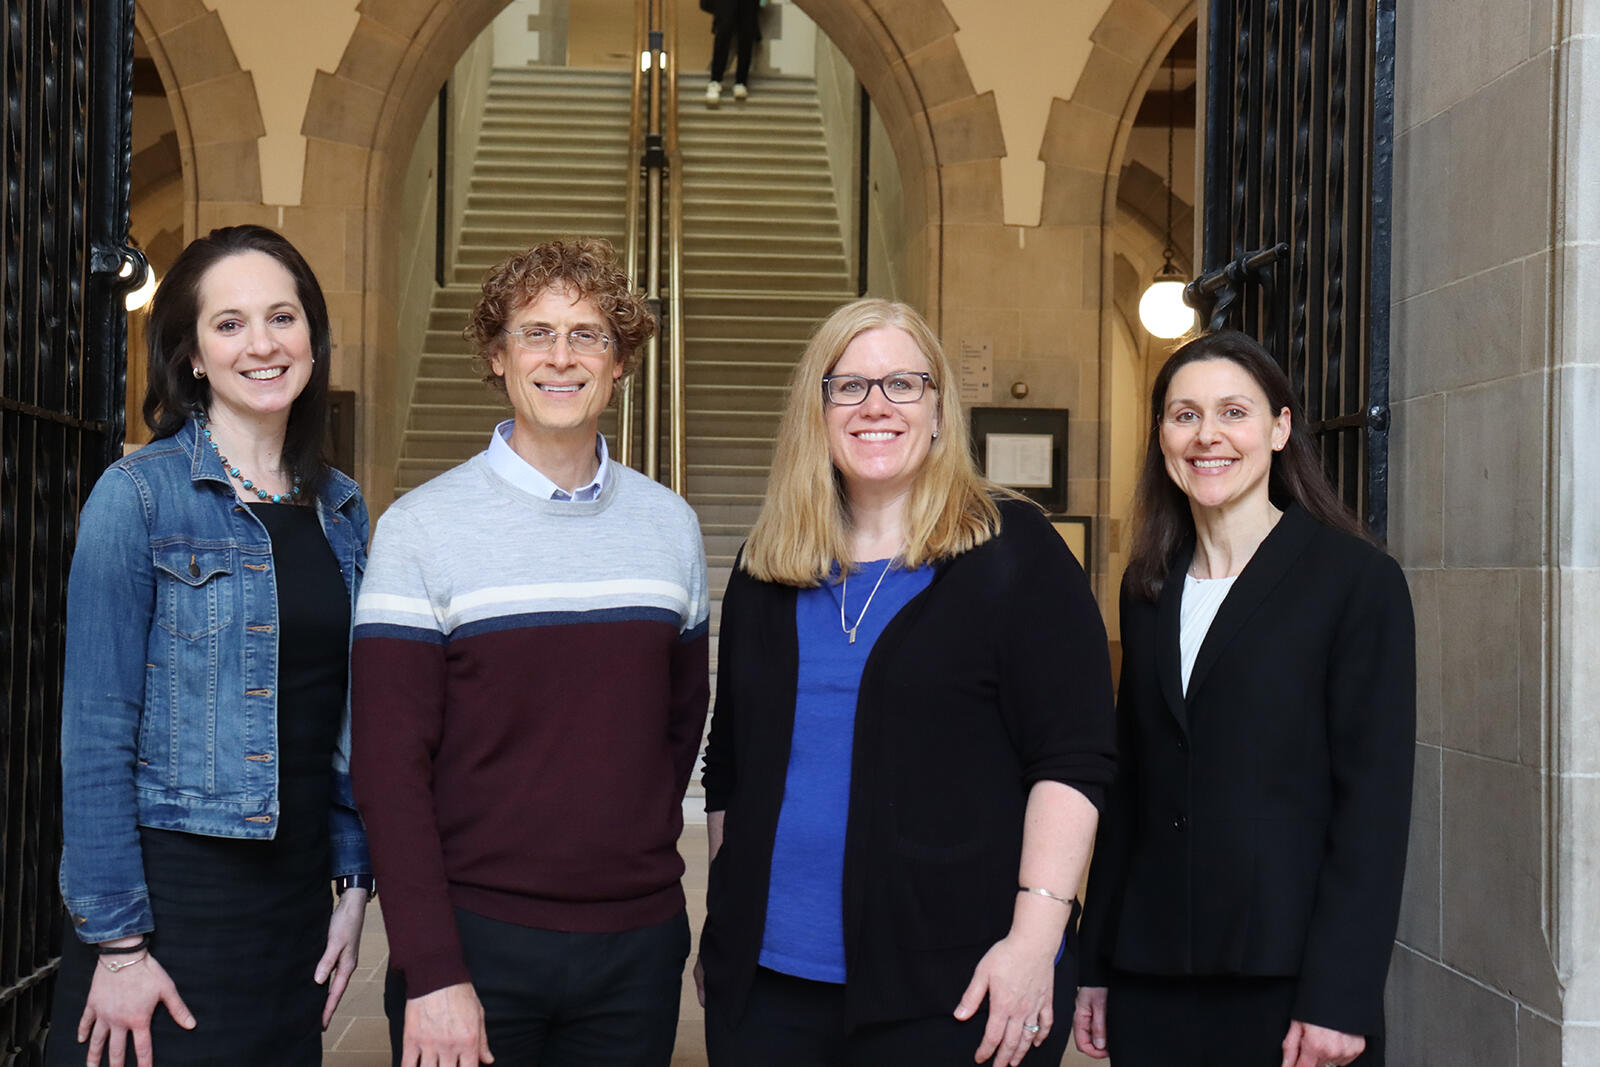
left=351, top=239, right=710, bottom=1067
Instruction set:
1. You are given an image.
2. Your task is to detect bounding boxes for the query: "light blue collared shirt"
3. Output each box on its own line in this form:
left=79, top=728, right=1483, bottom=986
left=486, top=419, right=609, bottom=502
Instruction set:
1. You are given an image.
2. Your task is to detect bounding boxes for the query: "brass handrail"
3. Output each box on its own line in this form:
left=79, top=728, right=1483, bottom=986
left=664, top=0, right=686, bottom=495
left=618, top=0, right=648, bottom=469
left=641, top=6, right=664, bottom=481
left=621, top=0, right=685, bottom=494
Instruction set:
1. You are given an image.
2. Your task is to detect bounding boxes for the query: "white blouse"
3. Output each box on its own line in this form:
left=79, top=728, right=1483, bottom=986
left=1180, top=572, right=1238, bottom=695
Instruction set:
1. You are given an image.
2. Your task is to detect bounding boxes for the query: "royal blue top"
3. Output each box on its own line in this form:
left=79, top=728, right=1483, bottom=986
left=758, top=559, right=933, bottom=982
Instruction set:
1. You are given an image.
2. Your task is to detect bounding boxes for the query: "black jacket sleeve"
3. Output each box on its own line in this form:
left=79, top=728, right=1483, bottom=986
left=1290, top=552, right=1416, bottom=1034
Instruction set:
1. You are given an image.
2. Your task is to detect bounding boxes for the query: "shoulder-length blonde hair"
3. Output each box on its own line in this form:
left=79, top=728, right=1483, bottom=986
left=742, top=298, right=1006, bottom=586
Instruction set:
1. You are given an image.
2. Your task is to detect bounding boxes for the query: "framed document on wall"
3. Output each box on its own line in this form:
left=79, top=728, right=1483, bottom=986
left=969, top=407, right=1069, bottom=511
left=1050, top=515, right=1092, bottom=569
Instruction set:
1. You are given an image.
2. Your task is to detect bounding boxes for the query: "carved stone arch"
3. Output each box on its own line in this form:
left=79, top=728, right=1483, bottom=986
left=298, top=0, right=997, bottom=495
left=305, top=0, right=996, bottom=312
left=1037, top=0, right=1196, bottom=585
left=132, top=0, right=264, bottom=232
left=785, top=0, right=1010, bottom=326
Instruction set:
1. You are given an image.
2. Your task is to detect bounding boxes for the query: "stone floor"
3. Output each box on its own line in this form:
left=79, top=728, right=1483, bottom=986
left=321, top=805, right=1092, bottom=1066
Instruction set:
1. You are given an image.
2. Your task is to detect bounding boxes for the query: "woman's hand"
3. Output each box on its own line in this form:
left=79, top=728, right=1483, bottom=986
left=1281, top=1019, right=1366, bottom=1067
left=317, top=887, right=369, bottom=1028
left=77, top=949, right=195, bottom=1067
left=1072, top=985, right=1110, bottom=1058
left=953, top=933, right=1056, bottom=1065
left=692, top=953, right=706, bottom=1008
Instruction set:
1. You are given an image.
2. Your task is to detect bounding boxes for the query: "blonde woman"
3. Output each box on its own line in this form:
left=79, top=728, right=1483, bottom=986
left=695, top=299, right=1116, bottom=1066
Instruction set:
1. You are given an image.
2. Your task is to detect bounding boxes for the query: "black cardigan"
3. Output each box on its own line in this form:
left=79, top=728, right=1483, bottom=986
left=1078, top=504, right=1415, bottom=1037
left=699, top=499, right=1117, bottom=1025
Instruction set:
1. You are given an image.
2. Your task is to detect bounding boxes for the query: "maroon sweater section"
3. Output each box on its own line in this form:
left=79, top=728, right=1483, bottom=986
left=351, top=618, right=709, bottom=996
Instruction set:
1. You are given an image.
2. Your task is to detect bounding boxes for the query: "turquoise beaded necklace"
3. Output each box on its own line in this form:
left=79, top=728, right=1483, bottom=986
left=197, top=414, right=302, bottom=503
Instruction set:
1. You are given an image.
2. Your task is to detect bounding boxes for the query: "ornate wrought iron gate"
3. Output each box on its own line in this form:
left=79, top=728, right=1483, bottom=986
left=1, top=0, right=138, bottom=1060
left=1190, top=0, right=1395, bottom=536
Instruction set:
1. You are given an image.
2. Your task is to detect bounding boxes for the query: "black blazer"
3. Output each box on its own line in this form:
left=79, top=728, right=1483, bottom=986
left=1079, top=504, right=1415, bottom=1037
left=700, top=500, right=1116, bottom=1025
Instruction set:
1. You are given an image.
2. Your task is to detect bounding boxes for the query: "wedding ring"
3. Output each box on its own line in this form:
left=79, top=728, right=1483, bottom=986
left=1021, top=1022, right=1041, bottom=1034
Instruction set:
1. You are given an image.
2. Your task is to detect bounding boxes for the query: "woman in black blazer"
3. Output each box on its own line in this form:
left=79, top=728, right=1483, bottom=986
left=696, top=299, right=1116, bottom=1066
left=1073, top=331, right=1414, bottom=1067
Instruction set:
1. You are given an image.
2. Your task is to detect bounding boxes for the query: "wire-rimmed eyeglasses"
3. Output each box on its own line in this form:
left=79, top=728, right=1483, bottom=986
left=821, top=372, right=934, bottom=406
left=501, top=326, right=613, bottom=356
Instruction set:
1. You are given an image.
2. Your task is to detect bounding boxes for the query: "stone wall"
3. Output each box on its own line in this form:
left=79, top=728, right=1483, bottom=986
left=1386, top=0, right=1600, bottom=1062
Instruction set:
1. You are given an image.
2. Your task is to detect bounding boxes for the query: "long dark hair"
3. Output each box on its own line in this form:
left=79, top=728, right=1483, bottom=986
left=142, top=225, right=332, bottom=495
left=1125, top=329, right=1368, bottom=601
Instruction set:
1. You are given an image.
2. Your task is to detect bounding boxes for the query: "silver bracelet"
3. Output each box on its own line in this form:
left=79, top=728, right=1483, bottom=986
left=100, top=952, right=148, bottom=974
left=1017, top=885, right=1077, bottom=908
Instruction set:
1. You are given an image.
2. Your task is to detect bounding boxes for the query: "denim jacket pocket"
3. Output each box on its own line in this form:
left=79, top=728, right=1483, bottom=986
left=151, top=543, right=237, bottom=640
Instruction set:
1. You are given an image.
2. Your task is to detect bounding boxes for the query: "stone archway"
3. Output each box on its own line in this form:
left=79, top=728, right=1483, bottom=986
left=1046, top=0, right=1197, bottom=593
left=133, top=0, right=266, bottom=235
left=292, top=0, right=998, bottom=502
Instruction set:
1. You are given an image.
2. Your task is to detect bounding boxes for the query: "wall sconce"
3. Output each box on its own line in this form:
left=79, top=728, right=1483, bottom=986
left=120, top=257, right=157, bottom=312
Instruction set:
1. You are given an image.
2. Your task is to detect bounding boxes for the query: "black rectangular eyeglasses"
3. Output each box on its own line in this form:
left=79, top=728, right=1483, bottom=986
left=821, top=372, right=933, bottom=405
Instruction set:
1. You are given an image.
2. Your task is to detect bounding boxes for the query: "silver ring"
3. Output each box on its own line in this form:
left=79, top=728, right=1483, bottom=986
left=1021, top=1022, right=1041, bottom=1034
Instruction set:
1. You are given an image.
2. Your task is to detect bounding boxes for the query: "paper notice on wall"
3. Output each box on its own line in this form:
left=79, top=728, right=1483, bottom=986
left=985, top=433, right=1054, bottom=487
left=959, top=338, right=993, bottom=404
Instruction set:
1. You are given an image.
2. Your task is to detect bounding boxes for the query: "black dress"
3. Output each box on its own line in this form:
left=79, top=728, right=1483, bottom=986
left=47, top=503, right=351, bottom=1067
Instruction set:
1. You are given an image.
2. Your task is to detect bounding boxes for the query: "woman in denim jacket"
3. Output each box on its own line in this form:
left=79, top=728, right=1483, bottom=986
left=47, top=226, right=373, bottom=1067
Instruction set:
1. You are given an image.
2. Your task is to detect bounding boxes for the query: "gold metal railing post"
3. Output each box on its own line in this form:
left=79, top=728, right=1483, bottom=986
left=642, top=1, right=664, bottom=481
left=664, top=0, right=687, bottom=496
left=619, top=0, right=648, bottom=469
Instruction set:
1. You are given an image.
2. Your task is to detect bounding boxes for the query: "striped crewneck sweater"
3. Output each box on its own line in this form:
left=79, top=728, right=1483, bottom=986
left=350, top=452, right=710, bottom=997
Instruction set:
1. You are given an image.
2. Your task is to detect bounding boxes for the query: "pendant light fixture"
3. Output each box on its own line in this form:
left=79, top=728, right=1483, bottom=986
left=1138, top=55, right=1195, bottom=339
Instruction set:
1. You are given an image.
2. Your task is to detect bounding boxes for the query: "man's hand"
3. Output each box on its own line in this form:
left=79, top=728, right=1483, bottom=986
left=1281, top=1018, right=1366, bottom=1067
left=402, top=982, right=494, bottom=1067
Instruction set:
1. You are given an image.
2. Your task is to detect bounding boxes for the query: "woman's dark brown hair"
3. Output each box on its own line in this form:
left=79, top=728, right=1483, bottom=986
left=1125, top=329, right=1368, bottom=601
left=142, top=225, right=334, bottom=494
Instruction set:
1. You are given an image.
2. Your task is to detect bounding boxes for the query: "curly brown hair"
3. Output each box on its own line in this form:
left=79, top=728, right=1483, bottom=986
left=463, top=238, right=657, bottom=394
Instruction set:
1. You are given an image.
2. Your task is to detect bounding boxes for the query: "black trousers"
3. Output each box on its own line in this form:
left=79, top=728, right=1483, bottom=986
left=705, top=966, right=1073, bottom=1067
left=385, top=908, right=690, bottom=1067
left=709, top=0, right=759, bottom=83
left=1106, top=973, right=1385, bottom=1067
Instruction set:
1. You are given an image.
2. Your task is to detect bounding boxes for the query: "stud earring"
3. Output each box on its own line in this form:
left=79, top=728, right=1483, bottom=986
left=932, top=429, right=940, bottom=440
left=192, top=366, right=205, bottom=380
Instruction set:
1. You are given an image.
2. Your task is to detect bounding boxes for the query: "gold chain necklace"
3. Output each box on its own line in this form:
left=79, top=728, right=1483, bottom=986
left=840, top=557, right=896, bottom=644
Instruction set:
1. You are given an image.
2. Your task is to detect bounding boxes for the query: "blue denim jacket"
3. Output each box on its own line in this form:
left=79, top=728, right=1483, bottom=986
left=59, top=418, right=372, bottom=942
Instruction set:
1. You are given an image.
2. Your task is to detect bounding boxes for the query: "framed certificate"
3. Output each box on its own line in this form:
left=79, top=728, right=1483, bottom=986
left=969, top=407, right=1070, bottom=511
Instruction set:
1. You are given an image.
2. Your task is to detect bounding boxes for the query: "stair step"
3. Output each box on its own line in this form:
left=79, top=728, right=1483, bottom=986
left=689, top=497, right=766, bottom=525
left=682, top=314, right=828, bottom=340
left=684, top=249, right=846, bottom=272
left=475, top=159, right=629, bottom=178
left=470, top=179, right=630, bottom=199
left=406, top=403, right=513, bottom=432
left=680, top=214, right=843, bottom=237
left=688, top=470, right=771, bottom=496
left=683, top=291, right=850, bottom=316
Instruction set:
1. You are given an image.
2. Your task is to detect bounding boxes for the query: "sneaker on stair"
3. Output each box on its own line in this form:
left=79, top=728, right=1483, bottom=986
left=705, top=81, right=722, bottom=107
left=732, top=82, right=749, bottom=101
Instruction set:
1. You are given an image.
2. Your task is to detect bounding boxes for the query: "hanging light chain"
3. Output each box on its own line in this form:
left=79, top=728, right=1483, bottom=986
left=1163, top=55, right=1177, bottom=272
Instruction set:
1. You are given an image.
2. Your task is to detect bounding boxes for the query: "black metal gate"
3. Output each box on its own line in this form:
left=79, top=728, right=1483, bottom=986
left=1, top=0, right=138, bottom=1060
left=1190, top=0, right=1395, bottom=536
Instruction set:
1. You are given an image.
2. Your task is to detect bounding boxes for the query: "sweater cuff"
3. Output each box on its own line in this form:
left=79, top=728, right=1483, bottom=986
left=397, top=945, right=475, bottom=1000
